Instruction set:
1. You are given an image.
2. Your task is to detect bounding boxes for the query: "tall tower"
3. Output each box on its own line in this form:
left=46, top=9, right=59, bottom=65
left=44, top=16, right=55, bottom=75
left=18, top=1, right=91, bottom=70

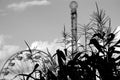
left=69, top=1, right=78, bottom=55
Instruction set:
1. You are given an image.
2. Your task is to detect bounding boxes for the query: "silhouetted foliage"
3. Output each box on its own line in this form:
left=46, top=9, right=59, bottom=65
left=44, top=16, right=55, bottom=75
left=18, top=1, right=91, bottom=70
left=1, top=2, right=120, bottom=80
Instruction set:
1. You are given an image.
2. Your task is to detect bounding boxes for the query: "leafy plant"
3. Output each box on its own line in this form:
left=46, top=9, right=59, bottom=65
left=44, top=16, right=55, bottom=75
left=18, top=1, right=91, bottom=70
left=1, top=2, right=120, bottom=80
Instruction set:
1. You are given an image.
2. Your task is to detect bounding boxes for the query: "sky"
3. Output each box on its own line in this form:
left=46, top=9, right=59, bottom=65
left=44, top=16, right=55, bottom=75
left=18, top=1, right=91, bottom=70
left=0, top=0, right=120, bottom=73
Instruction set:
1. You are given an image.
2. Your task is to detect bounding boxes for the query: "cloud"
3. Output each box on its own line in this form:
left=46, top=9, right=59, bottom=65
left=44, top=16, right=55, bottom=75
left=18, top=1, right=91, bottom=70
left=30, top=39, right=64, bottom=55
left=0, top=35, right=19, bottom=69
left=7, top=0, right=50, bottom=11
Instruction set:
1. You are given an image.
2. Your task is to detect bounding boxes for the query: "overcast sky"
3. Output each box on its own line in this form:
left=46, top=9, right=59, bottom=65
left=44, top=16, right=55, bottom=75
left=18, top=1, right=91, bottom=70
left=0, top=0, right=120, bottom=47
left=0, top=0, right=120, bottom=67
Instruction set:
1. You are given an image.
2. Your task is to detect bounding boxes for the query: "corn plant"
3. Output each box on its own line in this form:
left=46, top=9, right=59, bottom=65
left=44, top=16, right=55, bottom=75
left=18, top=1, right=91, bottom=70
left=1, top=2, right=120, bottom=80
left=18, top=3, right=120, bottom=80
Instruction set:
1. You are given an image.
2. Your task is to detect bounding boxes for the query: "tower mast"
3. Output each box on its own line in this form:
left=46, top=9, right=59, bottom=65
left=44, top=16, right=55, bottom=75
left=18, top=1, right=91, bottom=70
left=69, top=1, right=78, bottom=56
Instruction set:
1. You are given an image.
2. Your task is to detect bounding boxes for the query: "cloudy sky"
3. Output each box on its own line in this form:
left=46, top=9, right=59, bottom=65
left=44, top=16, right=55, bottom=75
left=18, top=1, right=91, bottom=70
left=0, top=0, right=120, bottom=68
